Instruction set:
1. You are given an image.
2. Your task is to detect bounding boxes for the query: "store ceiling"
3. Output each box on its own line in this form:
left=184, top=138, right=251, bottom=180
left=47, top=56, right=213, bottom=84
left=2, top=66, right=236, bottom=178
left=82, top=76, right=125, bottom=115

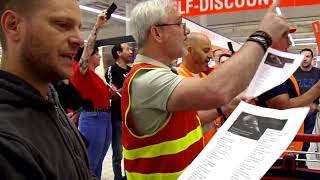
left=79, top=0, right=319, bottom=53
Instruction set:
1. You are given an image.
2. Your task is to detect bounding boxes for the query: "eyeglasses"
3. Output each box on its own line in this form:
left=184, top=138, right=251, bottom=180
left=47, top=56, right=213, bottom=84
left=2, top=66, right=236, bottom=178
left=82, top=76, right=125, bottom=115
left=155, top=22, right=187, bottom=31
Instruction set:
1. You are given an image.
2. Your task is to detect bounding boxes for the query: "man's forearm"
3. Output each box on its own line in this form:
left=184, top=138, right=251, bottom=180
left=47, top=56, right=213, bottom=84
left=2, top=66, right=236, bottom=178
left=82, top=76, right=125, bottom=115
left=204, top=42, right=265, bottom=106
left=167, top=42, right=266, bottom=112
left=288, top=84, right=320, bottom=108
left=198, top=106, right=229, bottom=125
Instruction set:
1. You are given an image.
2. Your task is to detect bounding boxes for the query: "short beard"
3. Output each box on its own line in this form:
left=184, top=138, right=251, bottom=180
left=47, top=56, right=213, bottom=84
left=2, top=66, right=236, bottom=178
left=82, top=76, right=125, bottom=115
left=302, top=63, right=312, bottom=69
left=20, top=35, right=68, bottom=84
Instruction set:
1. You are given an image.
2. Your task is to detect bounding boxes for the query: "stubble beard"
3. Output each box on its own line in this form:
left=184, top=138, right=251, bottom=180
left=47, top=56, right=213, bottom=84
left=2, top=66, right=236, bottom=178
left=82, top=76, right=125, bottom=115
left=20, top=35, right=70, bottom=84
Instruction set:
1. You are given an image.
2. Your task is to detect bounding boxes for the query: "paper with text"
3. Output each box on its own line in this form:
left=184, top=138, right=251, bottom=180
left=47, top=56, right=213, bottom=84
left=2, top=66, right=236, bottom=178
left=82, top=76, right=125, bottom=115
left=246, top=48, right=304, bottom=98
left=179, top=102, right=309, bottom=180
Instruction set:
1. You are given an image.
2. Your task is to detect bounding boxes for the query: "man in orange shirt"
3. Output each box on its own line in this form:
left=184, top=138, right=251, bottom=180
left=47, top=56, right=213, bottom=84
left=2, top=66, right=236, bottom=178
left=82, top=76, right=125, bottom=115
left=178, top=32, right=242, bottom=145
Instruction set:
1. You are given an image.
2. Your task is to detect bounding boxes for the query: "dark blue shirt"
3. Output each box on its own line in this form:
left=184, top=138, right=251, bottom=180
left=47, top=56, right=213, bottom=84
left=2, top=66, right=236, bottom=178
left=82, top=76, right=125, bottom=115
left=257, top=78, right=299, bottom=108
left=294, top=67, right=320, bottom=104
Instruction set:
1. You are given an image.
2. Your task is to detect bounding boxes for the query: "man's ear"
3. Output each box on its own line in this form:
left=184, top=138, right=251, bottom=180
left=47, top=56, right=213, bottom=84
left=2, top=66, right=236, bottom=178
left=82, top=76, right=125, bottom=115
left=117, top=50, right=122, bottom=57
left=150, top=26, right=162, bottom=43
left=187, top=45, right=193, bottom=54
left=1, top=10, right=24, bottom=42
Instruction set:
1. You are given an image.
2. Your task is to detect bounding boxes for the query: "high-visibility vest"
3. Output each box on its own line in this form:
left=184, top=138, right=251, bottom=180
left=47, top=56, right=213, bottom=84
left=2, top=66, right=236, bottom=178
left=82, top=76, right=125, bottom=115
left=177, top=63, right=219, bottom=146
left=121, top=63, right=204, bottom=180
left=286, top=75, right=304, bottom=153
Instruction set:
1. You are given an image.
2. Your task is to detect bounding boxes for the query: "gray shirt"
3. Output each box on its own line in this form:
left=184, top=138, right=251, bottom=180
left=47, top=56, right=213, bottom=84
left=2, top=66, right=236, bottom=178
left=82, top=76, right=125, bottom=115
left=130, top=55, right=184, bottom=136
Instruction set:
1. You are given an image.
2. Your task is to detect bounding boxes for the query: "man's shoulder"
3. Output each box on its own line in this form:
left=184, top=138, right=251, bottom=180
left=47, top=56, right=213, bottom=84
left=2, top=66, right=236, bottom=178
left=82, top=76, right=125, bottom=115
left=109, top=64, right=122, bottom=74
left=312, top=67, right=320, bottom=73
left=0, top=104, right=28, bottom=134
left=0, top=131, right=45, bottom=180
left=110, top=63, right=118, bottom=69
left=132, top=68, right=176, bottom=85
left=0, top=107, right=35, bottom=156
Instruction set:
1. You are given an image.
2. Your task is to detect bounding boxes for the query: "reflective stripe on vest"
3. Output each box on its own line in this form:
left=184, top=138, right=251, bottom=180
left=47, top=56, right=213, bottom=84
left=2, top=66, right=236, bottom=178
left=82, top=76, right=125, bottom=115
left=122, top=63, right=203, bottom=179
left=123, top=125, right=203, bottom=160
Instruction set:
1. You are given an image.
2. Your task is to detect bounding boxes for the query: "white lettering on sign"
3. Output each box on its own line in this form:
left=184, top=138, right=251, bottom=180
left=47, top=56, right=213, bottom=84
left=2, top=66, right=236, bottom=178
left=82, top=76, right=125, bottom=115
left=200, top=0, right=209, bottom=11
left=177, top=0, right=271, bottom=15
left=235, top=0, right=246, bottom=8
left=215, top=0, right=224, bottom=10
left=247, top=0, right=256, bottom=7
left=225, top=0, right=234, bottom=9
left=186, top=0, right=194, bottom=14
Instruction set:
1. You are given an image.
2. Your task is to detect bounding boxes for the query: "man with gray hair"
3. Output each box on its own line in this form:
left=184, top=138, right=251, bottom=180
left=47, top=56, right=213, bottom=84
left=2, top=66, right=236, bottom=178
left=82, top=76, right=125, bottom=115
left=122, top=0, right=289, bottom=179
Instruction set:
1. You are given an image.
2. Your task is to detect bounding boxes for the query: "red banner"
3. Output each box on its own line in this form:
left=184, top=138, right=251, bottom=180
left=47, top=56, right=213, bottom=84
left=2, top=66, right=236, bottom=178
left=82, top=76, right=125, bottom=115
left=312, top=21, right=320, bottom=54
left=176, top=0, right=320, bottom=17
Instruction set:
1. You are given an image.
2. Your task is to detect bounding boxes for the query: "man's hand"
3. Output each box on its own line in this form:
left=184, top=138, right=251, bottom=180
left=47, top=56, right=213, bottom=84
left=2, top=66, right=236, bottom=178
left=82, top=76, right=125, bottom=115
left=309, top=103, right=319, bottom=114
left=224, top=91, right=250, bottom=113
left=67, top=112, right=81, bottom=124
left=258, top=0, right=289, bottom=43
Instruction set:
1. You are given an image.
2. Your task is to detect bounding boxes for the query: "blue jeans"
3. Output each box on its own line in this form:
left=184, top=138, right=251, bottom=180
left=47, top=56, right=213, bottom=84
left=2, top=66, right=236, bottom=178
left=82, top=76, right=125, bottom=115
left=78, top=111, right=112, bottom=179
left=112, top=119, right=123, bottom=180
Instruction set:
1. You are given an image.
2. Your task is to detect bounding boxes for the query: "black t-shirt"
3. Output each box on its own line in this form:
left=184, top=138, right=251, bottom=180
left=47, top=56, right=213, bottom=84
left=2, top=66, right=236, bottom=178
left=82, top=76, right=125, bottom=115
left=257, top=78, right=299, bottom=108
left=53, top=81, right=83, bottom=112
left=105, top=63, right=131, bottom=121
left=294, top=67, right=320, bottom=104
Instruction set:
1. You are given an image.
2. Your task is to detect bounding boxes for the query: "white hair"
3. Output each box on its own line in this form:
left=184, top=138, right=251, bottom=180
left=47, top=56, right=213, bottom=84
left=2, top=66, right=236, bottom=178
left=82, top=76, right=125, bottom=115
left=130, top=0, right=175, bottom=48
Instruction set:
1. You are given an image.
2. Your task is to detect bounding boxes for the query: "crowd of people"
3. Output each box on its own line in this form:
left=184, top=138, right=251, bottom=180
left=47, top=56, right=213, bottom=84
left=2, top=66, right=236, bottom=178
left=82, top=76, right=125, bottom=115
left=0, top=0, right=319, bottom=179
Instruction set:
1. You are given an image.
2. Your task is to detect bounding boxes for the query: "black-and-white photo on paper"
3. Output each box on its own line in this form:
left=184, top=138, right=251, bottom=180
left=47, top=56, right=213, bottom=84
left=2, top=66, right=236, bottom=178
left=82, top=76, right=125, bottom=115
left=264, top=53, right=294, bottom=68
left=228, top=112, right=287, bottom=140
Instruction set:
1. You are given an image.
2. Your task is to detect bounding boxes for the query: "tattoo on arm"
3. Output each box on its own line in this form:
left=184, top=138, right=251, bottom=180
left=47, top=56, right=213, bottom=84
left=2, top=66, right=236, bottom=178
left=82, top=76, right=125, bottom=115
left=79, top=26, right=99, bottom=74
left=79, top=57, right=90, bottom=73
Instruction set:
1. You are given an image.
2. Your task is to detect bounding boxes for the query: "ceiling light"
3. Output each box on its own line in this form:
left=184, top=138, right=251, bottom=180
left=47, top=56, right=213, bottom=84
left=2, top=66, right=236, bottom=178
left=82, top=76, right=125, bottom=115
left=275, top=7, right=282, bottom=16
left=294, top=42, right=317, bottom=46
left=110, top=14, right=131, bottom=22
left=293, top=37, right=316, bottom=42
left=79, top=5, right=130, bottom=22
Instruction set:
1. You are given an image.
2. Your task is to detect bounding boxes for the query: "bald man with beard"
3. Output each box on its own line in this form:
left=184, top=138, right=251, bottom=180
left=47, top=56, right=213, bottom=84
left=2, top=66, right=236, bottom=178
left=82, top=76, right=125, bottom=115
left=178, top=32, right=242, bottom=145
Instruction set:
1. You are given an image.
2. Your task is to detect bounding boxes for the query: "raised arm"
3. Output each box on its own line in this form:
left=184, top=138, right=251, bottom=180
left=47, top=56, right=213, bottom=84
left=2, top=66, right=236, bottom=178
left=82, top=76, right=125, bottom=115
left=167, top=1, right=289, bottom=112
left=79, top=10, right=108, bottom=74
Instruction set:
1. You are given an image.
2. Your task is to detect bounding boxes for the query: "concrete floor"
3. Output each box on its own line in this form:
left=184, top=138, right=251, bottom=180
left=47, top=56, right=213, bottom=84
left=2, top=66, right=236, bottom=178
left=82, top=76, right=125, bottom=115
left=101, top=148, right=124, bottom=180
left=101, top=148, right=115, bottom=180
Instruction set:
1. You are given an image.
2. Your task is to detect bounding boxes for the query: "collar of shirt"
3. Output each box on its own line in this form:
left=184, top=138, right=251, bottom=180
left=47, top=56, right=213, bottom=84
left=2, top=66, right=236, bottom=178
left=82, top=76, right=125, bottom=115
left=134, top=54, right=171, bottom=70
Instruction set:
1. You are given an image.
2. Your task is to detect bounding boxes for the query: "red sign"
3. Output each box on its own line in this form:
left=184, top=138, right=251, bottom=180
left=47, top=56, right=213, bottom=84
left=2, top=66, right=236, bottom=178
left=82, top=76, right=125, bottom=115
left=312, top=21, right=320, bottom=54
left=176, top=0, right=320, bottom=17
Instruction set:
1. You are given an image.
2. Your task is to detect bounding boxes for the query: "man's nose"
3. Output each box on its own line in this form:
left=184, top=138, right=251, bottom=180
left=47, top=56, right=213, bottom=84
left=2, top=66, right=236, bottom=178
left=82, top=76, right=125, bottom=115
left=70, top=30, right=84, bottom=48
